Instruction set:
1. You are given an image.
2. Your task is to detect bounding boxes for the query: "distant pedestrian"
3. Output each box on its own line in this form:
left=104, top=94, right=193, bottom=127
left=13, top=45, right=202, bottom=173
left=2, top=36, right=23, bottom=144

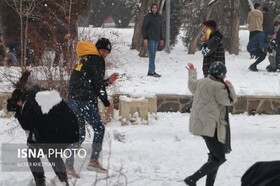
left=201, top=20, right=225, bottom=77
left=184, top=62, right=237, bottom=186
left=247, top=3, right=263, bottom=40
left=262, top=6, right=274, bottom=33
left=142, top=3, right=164, bottom=77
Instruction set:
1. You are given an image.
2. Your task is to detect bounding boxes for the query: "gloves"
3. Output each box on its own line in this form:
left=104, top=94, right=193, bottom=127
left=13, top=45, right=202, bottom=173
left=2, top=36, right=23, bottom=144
left=270, top=40, right=277, bottom=49
left=201, top=46, right=211, bottom=57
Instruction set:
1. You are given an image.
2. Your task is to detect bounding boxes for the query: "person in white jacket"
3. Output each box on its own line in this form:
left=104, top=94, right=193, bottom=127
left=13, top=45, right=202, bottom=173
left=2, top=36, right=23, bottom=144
left=184, top=61, right=237, bottom=186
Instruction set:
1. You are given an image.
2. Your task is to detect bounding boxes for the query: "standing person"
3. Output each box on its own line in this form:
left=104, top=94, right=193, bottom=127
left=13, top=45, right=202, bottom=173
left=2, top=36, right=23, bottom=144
left=142, top=3, right=164, bottom=77
left=247, top=31, right=272, bottom=71
left=7, top=71, right=79, bottom=186
left=262, top=6, right=274, bottom=33
left=66, top=38, right=118, bottom=176
left=184, top=62, right=237, bottom=186
left=247, top=3, right=263, bottom=41
left=201, top=20, right=225, bottom=77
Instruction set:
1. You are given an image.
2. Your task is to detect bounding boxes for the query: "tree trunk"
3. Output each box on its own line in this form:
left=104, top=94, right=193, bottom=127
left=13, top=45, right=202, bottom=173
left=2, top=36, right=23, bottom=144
left=131, top=0, right=149, bottom=51
left=188, top=0, right=220, bottom=54
left=229, top=0, right=240, bottom=55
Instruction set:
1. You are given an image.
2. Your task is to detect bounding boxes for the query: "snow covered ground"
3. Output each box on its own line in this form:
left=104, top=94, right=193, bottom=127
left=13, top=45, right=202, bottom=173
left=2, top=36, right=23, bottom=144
left=0, top=28, right=280, bottom=186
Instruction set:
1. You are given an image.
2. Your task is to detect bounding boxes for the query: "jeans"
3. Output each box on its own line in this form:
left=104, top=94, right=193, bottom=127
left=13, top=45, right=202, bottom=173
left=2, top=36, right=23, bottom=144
left=65, top=99, right=105, bottom=166
left=148, top=40, right=159, bottom=74
left=250, top=48, right=267, bottom=66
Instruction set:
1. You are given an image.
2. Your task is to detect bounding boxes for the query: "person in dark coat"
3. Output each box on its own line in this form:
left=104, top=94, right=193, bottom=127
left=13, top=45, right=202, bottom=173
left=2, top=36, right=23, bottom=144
left=142, top=3, right=164, bottom=77
left=241, top=161, right=280, bottom=186
left=201, top=20, right=225, bottom=77
left=262, top=7, right=274, bottom=33
left=66, top=38, right=118, bottom=176
left=247, top=31, right=273, bottom=71
left=7, top=71, right=79, bottom=186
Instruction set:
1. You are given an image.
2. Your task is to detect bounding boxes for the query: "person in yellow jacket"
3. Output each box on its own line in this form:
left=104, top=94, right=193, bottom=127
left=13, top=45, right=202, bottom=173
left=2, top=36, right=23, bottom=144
left=66, top=38, right=118, bottom=177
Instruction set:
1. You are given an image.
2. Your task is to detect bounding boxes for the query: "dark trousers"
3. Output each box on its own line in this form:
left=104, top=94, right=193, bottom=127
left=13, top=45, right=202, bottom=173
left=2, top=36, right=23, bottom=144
left=66, top=99, right=105, bottom=166
left=250, top=49, right=267, bottom=67
left=27, top=144, right=68, bottom=183
left=187, top=133, right=226, bottom=186
left=249, top=31, right=261, bottom=41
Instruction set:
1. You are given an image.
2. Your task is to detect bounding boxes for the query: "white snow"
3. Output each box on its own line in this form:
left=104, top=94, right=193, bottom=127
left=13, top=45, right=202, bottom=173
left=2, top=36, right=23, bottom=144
left=35, top=90, right=62, bottom=114
left=0, top=28, right=280, bottom=186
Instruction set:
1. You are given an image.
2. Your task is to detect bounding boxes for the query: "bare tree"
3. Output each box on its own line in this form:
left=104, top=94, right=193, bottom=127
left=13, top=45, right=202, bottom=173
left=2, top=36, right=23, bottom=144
left=229, top=0, right=240, bottom=55
left=4, top=0, right=44, bottom=68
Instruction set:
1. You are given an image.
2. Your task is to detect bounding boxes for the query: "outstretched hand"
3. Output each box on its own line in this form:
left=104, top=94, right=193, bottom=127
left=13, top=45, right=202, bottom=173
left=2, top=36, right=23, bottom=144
left=186, top=63, right=195, bottom=71
left=108, top=73, right=119, bottom=84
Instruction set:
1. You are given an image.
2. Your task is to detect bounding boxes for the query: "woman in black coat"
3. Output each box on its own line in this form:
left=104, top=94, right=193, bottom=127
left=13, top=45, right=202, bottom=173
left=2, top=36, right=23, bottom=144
left=7, top=71, right=79, bottom=186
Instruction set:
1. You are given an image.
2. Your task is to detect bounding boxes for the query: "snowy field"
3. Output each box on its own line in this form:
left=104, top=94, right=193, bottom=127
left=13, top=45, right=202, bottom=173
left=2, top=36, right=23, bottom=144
left=0, top=28, right=280, bottom=186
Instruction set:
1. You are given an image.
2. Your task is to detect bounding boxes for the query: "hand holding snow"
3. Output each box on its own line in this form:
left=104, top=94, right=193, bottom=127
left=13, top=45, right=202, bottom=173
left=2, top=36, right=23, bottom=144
left=35, top=90, right=62, bottom=114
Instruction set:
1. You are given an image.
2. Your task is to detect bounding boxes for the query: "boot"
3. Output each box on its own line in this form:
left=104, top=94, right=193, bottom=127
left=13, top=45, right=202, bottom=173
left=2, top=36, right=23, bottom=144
left=87, top=159, right=108, bottom=173
left=185, top=158, right=226, bottom=184
left=249, top=64, right=258, bottom=71
left=35, top=178, right=46, bottom=186
left=65, top=164, right=80, bottom=178
left=184, top=176, right=196, bottom=186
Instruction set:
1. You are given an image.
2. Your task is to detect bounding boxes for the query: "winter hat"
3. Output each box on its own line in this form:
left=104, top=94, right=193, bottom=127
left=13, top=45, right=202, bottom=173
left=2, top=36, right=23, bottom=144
left=203, top=20, right=217, bottom=30
left=208, top=61, right=227, bottom=78
left=96, top=38, right=112, bottom=53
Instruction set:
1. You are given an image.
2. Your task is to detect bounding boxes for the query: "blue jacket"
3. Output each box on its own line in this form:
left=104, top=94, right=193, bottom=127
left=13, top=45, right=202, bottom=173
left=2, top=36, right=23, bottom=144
left=247, top=32, right=269, bottom=53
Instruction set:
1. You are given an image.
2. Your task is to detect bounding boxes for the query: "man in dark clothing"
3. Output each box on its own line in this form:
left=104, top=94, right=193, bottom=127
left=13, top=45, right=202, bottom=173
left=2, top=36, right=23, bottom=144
left=262, top=7, right=274, bottom=33
left=247, top=31, right=272, bottom=71
left=7, top=71, right=79, bottom=186
left=201, top=20, right=225, bottom=77
left=66, top=38, right=118, bottom=176
left=142, top=3, right=164, bottom=77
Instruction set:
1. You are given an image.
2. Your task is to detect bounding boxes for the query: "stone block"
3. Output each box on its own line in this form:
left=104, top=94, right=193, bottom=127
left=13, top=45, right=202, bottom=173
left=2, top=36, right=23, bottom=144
left=119, top=96, right=149, bottom=125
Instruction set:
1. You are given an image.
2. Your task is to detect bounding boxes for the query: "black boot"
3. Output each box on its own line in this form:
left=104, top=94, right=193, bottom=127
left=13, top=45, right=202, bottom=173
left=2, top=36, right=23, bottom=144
left=35, top=178, right=46, bottom=186
left=184, top=176, right=196, bottom=186
left=185, top=158, right=226, bottom=185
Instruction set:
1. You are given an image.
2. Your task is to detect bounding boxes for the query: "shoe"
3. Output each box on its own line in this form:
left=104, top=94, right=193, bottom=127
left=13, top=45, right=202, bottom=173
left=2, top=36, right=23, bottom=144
left=65, top=164, right=80, bottom=178
left=87, top=159, right=108, bottom=174
left=35, top=178, right=46, bottom=186
left=147, top=72, right=161, bottom=77
left=184, top=177, right=196, bottom=186
left=249, top=65, right=258, bottom=72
